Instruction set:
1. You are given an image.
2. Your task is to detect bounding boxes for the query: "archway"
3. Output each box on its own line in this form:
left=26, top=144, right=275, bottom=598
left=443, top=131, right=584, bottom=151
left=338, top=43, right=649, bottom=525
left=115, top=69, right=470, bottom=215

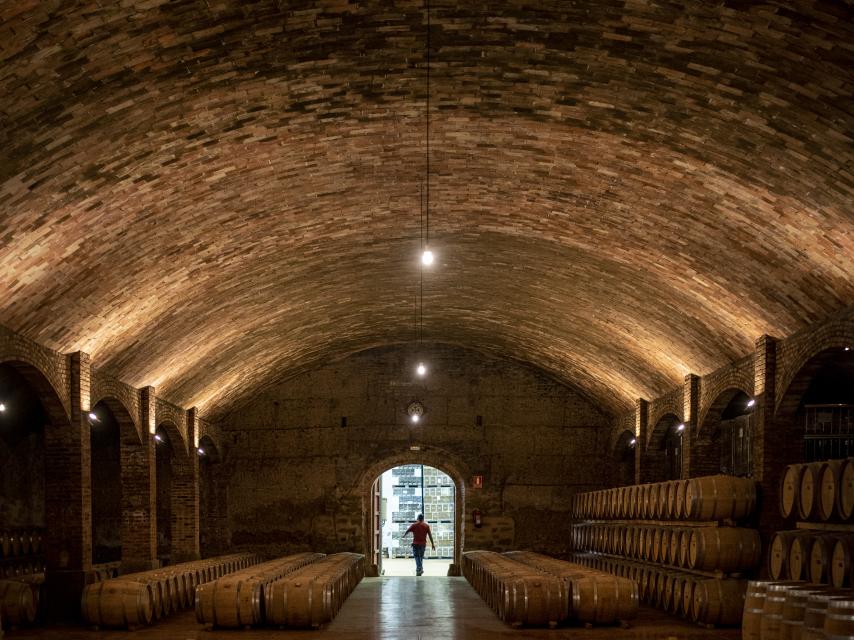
left=612, top=429, right=636, bottom=486
left=359, top=449, right=467, bottom=578
left=376, top=464, right=455, bottom=576
left=89, top=401, right=122, bottom=564
left=694, top=389, right=754, bottom=478
left=643, top=414, right=683, bottom=482
left=198, top=434, right=228, bottom=557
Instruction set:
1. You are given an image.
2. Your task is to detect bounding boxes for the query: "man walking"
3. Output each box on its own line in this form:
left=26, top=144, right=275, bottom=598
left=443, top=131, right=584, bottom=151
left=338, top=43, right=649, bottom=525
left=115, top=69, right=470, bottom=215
left=403, top=513, right=435, bottom=576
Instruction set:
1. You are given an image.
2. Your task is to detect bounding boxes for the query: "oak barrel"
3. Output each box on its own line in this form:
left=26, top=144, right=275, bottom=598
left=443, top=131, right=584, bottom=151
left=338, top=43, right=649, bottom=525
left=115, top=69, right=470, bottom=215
left=0, top=580, right=36, bottom=626
left=819, top=460, right=845, bottom=521
left=780, top=464, right=807, bottom=519
left=675, top=479, right=688, bottom=520
left=780, top=586, right=829, bottom=640
left=831, top=537, right=854, bottom=588
left=80, top=579, right=154, bottom=628
left=691, top=578, right=745, bottom=626
left=824, top=598, right=854, bottom=640
left=799, top=462, right=823, bottom=521
left=803, top=592, right=850, bottom=640
left=688, top=527, right=761, bottom=573
left=770, top=530, right=812, bottom=580
left=760, top=582, right=793, bottom=640
left=685, top=475, right=756, bottom=521
left=839, top=459, right=854, bottom=521
left=810, top=534, right=840, bottom=584
left=742, top=581, right=769, bottom=640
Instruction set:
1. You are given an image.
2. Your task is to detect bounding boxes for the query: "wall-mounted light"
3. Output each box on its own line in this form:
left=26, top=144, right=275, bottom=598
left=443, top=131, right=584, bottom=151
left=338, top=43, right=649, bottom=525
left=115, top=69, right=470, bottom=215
left=846, top=347, right=851, bottom=352
left=154, top=433, right=164, bottom=443
left=421, top=249, right=434, bottom=266
left=676, top=423, right=685, bottom=432
left=87, top=411, right=99, bottom=424
left=746, top=398, right=756, bottom=408
left=410, top=445, right=421, bottom=451
left=0, top=402, right=5, bottom=413
left=197, top=447, right=206, bottom=456
left=416, top=362, right=427, bottom=376
left=411, top=414, right=420, bottom=424
left=628, top=438, right=637, bottom=447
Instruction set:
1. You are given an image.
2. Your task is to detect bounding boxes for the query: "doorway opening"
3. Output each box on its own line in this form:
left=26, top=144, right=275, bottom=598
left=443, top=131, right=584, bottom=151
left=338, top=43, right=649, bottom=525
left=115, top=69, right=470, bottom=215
left=372, top=464, right=455, bottom=576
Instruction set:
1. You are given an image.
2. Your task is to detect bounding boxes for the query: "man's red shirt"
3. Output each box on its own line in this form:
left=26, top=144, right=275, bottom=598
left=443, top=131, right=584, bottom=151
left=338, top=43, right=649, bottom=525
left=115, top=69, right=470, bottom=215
left=406, top=520, right=431, bottom=545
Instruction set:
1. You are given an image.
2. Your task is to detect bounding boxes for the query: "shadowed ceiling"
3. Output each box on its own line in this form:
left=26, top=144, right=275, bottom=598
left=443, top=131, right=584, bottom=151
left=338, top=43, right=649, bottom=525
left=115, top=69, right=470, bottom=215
left=0, top=0, right=852, bottom=418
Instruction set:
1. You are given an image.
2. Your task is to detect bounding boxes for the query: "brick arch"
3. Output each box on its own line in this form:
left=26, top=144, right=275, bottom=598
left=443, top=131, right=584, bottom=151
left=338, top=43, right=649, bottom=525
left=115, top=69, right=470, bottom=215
left=91, top=395, right=142, bottom=447
left=646, top=412, right=681, bottom=453
left=155, top=401, right=189, bottom=455
left=0, top=355, right=69, bottom=426
left=648, top=399, right=684, bottom=442
left=155, top=419, right=190, bottom=465
left=698, top=369, right=754, bottom=436
left=91, top=374, right=141, bottom=443
left=775, top=319, right=854, bottom=417
left=356, top=446, right=470, bottom=569
left=697, top=386, right=751, bottom=438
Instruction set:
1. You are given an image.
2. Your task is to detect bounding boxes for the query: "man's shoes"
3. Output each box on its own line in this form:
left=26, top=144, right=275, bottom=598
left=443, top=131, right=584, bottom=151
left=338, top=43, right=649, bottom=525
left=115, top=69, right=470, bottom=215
left=416, top=570, right=423, bottom=576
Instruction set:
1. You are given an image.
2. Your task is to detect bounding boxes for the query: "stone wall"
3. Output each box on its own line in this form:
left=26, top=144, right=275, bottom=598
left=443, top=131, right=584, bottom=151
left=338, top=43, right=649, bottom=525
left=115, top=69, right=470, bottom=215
left=218, top=343, right=611, bottom=559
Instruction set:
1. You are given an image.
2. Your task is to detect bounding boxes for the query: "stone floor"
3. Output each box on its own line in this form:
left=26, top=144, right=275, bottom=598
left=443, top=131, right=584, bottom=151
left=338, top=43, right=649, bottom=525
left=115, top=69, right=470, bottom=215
left=7, top=577, right=743, bottom=639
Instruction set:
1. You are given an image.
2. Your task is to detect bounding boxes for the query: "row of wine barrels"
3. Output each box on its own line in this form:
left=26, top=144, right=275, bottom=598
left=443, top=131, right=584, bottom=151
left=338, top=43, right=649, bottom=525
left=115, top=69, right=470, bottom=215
left=769, top=530, right=854, bottom=587
left=573, top=474, right=757, bottom=522
left=780, top=458, right=854, bottom=522
left=82, top=552, right=259, bottom=628
left=571, top=523, right=760, bottom=574
left=195, top=552, right=325, bottom=628
left=0, top=560, right=46, bottom=580
left=503, top=551, right=637, bottom=624
left=0, top=580, right=37, bottom=628
left=0, top=531, right=43, bottom=559
left=462, top=551, right=568, bottom=628
left=569, top=552, right=746, bottom=625
left=265, top=553, right=365, bottom=628
left=741, top=580, right=854, bottom=640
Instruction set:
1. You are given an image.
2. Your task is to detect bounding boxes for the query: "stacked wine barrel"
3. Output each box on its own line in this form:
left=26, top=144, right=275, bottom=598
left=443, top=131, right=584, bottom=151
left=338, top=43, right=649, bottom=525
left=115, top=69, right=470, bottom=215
left=82, top=552, right=259, bottom=628
left=195, top=552, right=325, bottom=628
left=503, top=551, right=638, bottom=624
left=265, top=553, right=365, bottom=628
left=773, top=458, right=854, bottom=588
left=571, top=474, right=759, bottom=626
left=741, top=580, right=854, bottom=639
left=462, top=551, right=567, bottom=628
left=0, top=530, right=43, bottom=579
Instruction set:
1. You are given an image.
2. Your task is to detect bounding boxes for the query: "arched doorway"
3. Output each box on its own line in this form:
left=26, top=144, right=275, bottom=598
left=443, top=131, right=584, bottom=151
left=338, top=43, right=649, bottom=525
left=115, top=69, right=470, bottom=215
left=154, top=425, right=175, bottom=565
left=612, top=429, right=636, bottom=486
left=694, top=388, right=754, bottom=478
left=375, top=464, right=455, bottom=576
left=89, top=401, right=122, bottom=564
left=643, top=414, right=683, bottom=482
left=199, top=435, right=228, bottom=557
left=360, top=450, right=467, bottom=578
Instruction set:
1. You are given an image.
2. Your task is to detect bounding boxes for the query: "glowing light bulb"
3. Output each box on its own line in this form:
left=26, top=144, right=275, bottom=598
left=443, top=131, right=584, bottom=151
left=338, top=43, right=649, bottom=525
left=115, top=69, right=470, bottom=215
left=421, top=249, right=434, bottom=266
left=88, top=412, right=98, bottom=422
left=677, top=423, right=685, bottom=432
left=416, top=362, right=427, bottom=376
left=154, top=434, right=164, bottom=443
left=746, top=398, right=756, bottom=408
left=197, top=447, right=206, bottom=456
left=0, top=403, right=5, bottom=412
left=411, top=414, right=420, bottom=424
left=628, top=438, right=637, bottom=447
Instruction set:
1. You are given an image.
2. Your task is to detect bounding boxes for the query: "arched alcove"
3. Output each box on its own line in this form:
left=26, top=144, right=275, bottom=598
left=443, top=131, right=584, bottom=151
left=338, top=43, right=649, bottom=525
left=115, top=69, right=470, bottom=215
left=612, top=429, right=636, bottom=487
left=198, top=434, right=228, bottom=556
left=694, top=388, right=754, bottom=478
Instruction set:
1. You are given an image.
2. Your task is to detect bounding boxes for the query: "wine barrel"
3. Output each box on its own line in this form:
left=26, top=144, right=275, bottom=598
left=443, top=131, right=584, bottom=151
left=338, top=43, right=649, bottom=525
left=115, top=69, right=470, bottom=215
left=80, top=579, right=154, bottom=628
left=688, top=527, right=761, bottom=573
left=675, top=479, right=688, bottom=520
left=0, top=580, right=36, bottom=626
left=831, top=537, right=854, bottom=588
left=810, top=534, right=840, bottom=584
left=651, top=528, right=663, bottom=563
left=742, top=581, right=770, bottom=640
left=770, top=530, right=812, bottom=580
left=838, top=459, right=854, bottom=521
left=760, top=582, right=794, bottom=639
left=667, top=527, right=682, bottom=567
left=681, top=576, right=696, bottom=619
left=780, top=586, right=829, bottom=640
left=659, top=527, right=673, bottom=565
left=824, top=598, right=854, bottom=640
left=685, top=475, right=756, bottom=521
left=803, top=592, right=850, bottom=640
left=656, top=483, right=671, bottom=520
left=819, top=460, right=845, bottom=521
left=789, top=533, right=821, bottom=581
left=692, top=578, right=746, bottom=626
left=799, top=462, right=823, bottom=521
left=570, top=574, right=637, bottom=624
left=645, top=484, right=659, bottom=520
left=781, top=464, right=807, bottom=519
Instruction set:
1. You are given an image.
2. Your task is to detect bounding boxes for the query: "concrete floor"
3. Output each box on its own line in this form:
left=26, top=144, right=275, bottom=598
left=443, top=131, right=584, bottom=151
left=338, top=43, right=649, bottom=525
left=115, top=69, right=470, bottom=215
left=7, top=577, right=742, bottom=639
left=381, top=557, right=452, bottom=576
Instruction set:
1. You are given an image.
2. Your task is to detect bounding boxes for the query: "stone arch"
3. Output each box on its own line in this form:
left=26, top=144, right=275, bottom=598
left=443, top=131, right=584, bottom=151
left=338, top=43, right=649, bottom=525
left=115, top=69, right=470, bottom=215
left=693, top=387, right=753, bottom=478
left=698, top=370, right=754, bottom=436
left=356, top=446, right=469, bottom=572
left=697, top=386, right=751, bottom=438
left=0, top=357, right=69, bottom=428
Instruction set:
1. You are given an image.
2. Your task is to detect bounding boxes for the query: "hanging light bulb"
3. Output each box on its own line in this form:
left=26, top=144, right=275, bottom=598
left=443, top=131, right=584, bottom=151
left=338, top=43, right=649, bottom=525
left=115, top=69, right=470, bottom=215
left=416, top=362, right=427, bottom=376
left=421, top=249, right=434, bottom=266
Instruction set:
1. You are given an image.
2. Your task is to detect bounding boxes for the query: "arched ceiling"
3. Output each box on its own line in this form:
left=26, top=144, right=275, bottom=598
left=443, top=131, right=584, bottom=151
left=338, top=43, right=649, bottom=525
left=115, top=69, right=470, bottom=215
left=0, top=1, right=851, bottom=419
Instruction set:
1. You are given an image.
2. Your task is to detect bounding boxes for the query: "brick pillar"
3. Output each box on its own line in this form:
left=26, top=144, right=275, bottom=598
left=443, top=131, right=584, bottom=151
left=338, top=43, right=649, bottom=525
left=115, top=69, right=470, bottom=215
left=634, top=398, right=648, bottom=484
left=45, top=351, right=93, bottom=618
left=681, top=374, right=700, bottom=478
left=172, top=407, right=200, bottom=562
left=121, top=387, right=158, bottom=572
left=753, top=334, right=782, bottom=567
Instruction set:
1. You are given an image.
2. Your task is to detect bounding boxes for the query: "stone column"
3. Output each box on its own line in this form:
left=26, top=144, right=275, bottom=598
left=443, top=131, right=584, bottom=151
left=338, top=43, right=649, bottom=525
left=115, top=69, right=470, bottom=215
left=171, top=407, right=200, bottom=561
left=634, top=398, right=648, bottom=484
left=681, top=374, right=699, bottom=478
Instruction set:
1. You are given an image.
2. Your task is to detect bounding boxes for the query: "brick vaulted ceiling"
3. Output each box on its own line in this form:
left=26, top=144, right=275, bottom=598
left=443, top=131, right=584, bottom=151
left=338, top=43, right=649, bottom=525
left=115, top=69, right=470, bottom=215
left=0, top=1, right=852, bottom=418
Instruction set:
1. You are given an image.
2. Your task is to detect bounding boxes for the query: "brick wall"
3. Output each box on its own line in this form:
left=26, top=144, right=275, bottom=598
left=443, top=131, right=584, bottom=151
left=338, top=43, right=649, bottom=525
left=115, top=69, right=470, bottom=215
left=217, top=343, right=611, bottom=560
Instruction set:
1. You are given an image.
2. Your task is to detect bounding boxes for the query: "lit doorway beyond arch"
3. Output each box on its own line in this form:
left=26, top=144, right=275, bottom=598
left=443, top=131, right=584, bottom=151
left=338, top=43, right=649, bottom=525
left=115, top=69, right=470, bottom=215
left=374, top=464, right=455, bottom=576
